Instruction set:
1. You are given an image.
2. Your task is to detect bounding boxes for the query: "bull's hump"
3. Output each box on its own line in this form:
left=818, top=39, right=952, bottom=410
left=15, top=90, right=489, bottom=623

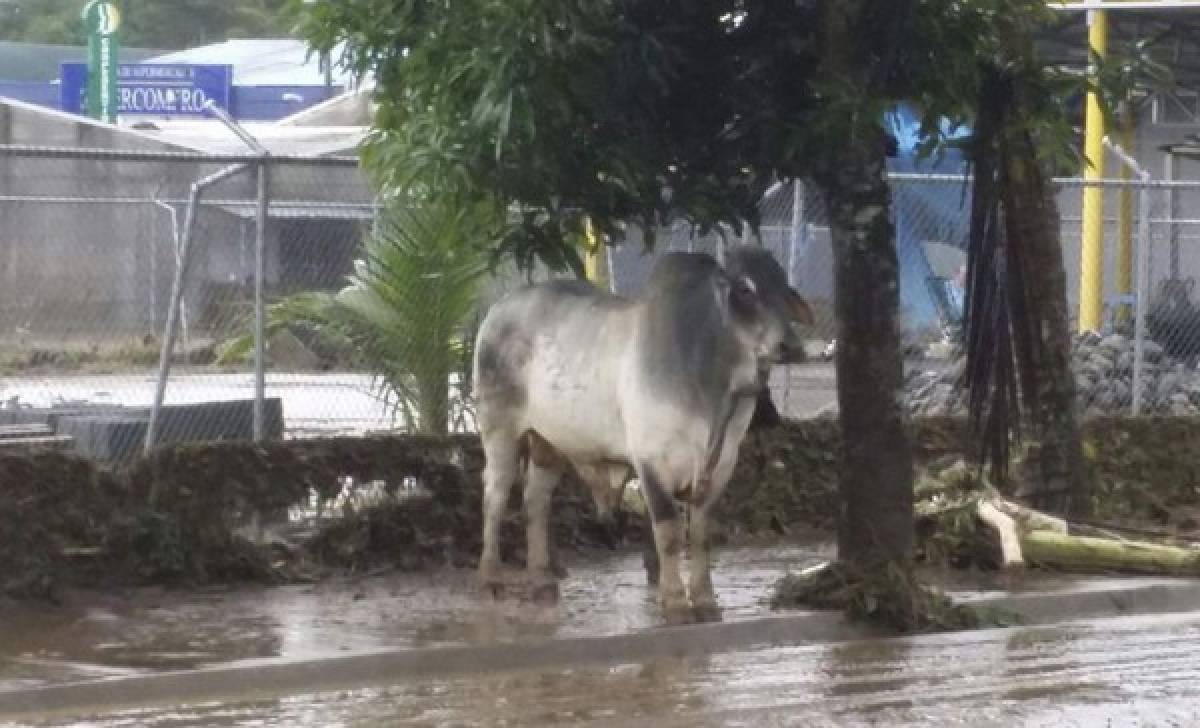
left=535, top=278, right=631, bottom=308
left=643, top=253, right=721, bottom=295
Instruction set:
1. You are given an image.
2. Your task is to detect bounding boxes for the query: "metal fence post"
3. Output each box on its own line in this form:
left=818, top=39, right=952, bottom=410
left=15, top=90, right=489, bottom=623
left=145, top=162, right=248, bottom=457
left=254, top=157, right=270, bottom=442
left=1102, top=136, right=1152, bottom=416
left=790, top=180, right=804, bottom=289
left=1165, top=152, right=1180, bottom=280
left=1132, top=184, right=1152, bottom=415
left=204, top=99, right=273, bottom=442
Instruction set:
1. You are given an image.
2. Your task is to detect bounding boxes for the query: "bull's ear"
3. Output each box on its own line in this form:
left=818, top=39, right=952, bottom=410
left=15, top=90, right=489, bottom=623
left=789, top=291, right=816, bottom=325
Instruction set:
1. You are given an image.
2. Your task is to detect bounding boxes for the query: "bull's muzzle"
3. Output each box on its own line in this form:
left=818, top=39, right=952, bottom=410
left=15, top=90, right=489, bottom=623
left=779, top=292, right=815, bottom=363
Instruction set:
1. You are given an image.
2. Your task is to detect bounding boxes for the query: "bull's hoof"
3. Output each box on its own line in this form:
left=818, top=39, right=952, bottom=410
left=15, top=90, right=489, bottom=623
left=660, top=587, right=692, bottom=625
left=691, top=602, right=723, bottom=623
left=479, top=581, right=506, bottom=601
left=644, top=565, right=660, bottom=587
left=662, top=604, right=697, bottom=626
left=643, top=554, right=660, bottom=586
left=530, top=581, right=561, bottom=605
left=478, top=565, right=507, bottom=601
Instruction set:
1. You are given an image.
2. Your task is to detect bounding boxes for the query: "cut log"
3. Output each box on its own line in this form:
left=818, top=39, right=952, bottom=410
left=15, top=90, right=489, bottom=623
left=916, top=470, right=1200, bottom=577
left=1019, top=530, right=1200, bottom=576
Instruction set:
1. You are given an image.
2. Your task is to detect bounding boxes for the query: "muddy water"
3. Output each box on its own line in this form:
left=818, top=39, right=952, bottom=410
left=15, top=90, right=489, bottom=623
left=13, top=611, right=1200, bottom=727
left=7, top=542, right=1199, bottom=726
left=0, top=545, right=832, bottom=692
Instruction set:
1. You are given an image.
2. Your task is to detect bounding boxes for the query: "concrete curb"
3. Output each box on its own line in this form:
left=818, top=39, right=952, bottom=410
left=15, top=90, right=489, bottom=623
left=2, top=578, right=1199, bottom=723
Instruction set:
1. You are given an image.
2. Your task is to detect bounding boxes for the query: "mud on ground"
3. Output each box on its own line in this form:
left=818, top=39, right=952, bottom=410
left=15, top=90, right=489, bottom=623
left=2, top=417, right=1199, bottom=600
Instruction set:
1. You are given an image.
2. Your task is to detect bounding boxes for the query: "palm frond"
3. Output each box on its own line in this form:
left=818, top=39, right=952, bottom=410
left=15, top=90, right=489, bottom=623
left=963, top=69, right=1036, bottom=481
left=215, top=292, right=346, bottom=366
left=218, top=196, right=494, bottom=434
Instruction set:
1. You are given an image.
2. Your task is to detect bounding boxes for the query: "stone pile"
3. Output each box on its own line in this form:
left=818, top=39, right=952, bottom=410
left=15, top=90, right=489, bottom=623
left=904, top=332, right=1200, bottom=417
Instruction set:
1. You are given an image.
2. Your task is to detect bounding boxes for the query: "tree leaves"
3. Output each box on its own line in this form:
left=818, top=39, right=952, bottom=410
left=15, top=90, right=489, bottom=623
left=298, top=0, right=827, bottom=274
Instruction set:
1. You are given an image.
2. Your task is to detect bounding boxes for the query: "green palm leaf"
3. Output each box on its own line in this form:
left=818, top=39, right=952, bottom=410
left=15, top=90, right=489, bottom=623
left=220, top=197, right=494, bottom=434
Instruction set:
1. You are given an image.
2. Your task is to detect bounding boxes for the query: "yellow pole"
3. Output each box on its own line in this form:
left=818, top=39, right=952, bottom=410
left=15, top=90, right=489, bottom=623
left=583, top=217, right=608, bottom=287
left=1116, top=103, right=1135, bottom=324
left=1079, top=9, right=1108, bottom=332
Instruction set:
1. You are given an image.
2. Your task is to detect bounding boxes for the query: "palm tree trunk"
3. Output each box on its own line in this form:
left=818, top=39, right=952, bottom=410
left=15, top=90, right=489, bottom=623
left=1001, top=134, right=1091, bottom=518
left=417, top=366, right=450, bottom=435
left=815, top=142, right=915, bottom=566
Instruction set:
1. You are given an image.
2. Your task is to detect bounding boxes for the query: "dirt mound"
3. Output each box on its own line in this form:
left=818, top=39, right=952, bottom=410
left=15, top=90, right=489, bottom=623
left=4, top=417, right=1200, bottom=600
left=0, top=435, right=635, bottom=598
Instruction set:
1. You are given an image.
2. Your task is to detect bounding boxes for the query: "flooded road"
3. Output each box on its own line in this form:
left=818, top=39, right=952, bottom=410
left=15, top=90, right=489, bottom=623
left=9, top=610, right=1200, bottom=727
left=3, top=541, right=1200, bottom=726
left=0, top=545, right=833, bottom=692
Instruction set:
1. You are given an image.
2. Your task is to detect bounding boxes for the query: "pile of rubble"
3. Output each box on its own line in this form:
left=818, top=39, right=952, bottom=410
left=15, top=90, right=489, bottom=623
left=904, top=332, right=1200, bottom=417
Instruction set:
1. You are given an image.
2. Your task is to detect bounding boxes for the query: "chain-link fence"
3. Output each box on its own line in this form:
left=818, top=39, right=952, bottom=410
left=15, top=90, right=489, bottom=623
left=0, top=146, right=385, bottom=459
left=896, top=172, right=1200, bottom=419
left=4, top=143, right=1199, bottom=466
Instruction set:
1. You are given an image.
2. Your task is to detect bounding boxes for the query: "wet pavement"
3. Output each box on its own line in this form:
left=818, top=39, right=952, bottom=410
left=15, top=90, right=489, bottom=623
left=3, top=542, right=1200, bottom=726
left=7, top=609, right=1200, bottom=726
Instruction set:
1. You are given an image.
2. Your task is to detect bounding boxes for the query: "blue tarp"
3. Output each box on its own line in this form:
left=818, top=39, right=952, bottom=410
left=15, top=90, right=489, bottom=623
left=885, top=105, right=972, bottom=329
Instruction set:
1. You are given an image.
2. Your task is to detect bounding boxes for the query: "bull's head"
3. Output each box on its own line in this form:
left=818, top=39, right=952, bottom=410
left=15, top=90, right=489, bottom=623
left=723, top=247, right=815, bottom=365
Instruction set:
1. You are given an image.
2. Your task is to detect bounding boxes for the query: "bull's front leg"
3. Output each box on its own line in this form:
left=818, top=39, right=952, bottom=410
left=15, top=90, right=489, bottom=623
left=687, top=501, right=720, bottom=622
left=637, top=464, right=689, bottom=624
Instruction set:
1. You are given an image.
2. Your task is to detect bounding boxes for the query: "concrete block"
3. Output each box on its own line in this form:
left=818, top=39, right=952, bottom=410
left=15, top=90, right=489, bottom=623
left=152, top=397, right=285, bottom=445
left=54, top=398, right=284, bottom=463
left=2, top=398, right=284, bottom=462
left=56, top=416, right=147, bottom=463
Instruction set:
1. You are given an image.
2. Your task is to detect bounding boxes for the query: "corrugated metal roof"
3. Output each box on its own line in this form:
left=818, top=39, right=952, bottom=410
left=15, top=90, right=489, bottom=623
left=146, top=39, right=355, bottom=87
left=123, top=118, right=367, bottom=156
left=1038, top=10, right=1200, bottom=94
left=217, top=202, right=376, bottom=221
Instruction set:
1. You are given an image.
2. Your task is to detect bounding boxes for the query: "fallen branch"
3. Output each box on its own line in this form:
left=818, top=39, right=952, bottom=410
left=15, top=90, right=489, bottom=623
left=975, top=498, right=1023, bottom=568
left=917, top=460, right=1200, bottom=577
left=1020, top=530, right=1200, bottom=576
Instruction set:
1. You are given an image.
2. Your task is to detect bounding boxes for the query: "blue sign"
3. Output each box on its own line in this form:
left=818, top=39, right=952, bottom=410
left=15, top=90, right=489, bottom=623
left=61, top=63, right=233, bottom=118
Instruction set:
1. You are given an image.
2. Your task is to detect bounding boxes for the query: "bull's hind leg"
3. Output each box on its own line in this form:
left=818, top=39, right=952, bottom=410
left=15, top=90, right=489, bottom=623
left=524, top=458, right=564, bottom=603
left=636, top=463, right=689, bottom=624
left=641, top=515, right=660, bottom=586
left=478, top=432, right=520, bottom=598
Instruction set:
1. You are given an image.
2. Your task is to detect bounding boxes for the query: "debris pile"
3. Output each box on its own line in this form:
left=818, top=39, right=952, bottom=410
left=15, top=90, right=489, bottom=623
left=904, top=333, right=1200, bottom=417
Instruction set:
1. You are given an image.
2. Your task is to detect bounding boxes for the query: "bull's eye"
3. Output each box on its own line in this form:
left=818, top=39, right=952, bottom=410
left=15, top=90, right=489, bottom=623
left=731, top=276, right=758, bottom=311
